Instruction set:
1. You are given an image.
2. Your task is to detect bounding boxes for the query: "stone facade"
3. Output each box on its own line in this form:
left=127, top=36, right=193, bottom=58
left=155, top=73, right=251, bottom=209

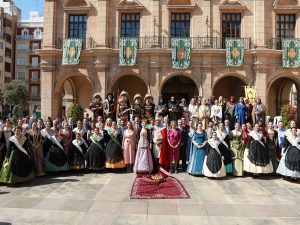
left=38, top=0, right=300, bottom=123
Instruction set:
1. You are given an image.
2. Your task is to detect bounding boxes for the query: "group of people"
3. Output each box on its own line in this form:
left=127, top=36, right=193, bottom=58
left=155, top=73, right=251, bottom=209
left=0, top=92, right=299, bottom=185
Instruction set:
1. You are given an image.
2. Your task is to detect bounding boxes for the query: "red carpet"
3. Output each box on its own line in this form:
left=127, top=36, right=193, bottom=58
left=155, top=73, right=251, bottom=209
left=130, top=173, right=189, bottom=199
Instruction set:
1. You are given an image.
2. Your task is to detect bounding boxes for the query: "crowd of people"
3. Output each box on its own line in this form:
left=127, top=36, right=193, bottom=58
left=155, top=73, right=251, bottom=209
left=0, top=92, right=299, bottom=185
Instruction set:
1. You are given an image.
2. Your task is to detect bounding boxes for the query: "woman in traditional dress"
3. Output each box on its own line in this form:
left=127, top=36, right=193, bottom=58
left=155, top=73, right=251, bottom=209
left=134, top=119, right=153, bottom=173
left=122, top=121, right=136, bottom=172
left=216, top=123, right=233, bottom=174
left=265, top=121, right=279, bottom=174
left=59, top=123, right=74, bottom=156
left=0, top=120, right=14, bottom=165
left=41, top=121, right=54, bottom=156
left=86, top=126, right=107, bottom=170
left=167, top=120, right=181, bottom=173
left=187, top=120, right=195, bottom=163
left=26, top=122, right=45, bottom=177
left=105, top=121, right=125, bottom=169
left=198, top=99, right=210, bottom=130
left=45, top=128, right=69, bottom=172
left=277, top=127, right=300, bottom=180
left=244, top=123, right=273, bottom=175
left=87, top=122, right=96, bottom=144
left=187, top=123, right=206, bottom=176
left=203, top=131, right=226, bottom=178
left=72, top=120, right=88, bottom=143
left=210, top=99, right=222, bottom=126
left=69, top=133, right=88, bottom=170
left=241, top=124, right=249, bottom=145
left=234, top=97, right=247, bottom=126
left=230, top=123, right=245, bottom=176
left=0, top=126, right=35, bottom=184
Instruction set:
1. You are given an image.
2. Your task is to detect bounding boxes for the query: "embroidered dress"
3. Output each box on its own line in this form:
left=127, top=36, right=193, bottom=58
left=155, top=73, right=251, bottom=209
left=203, top=139, right=226, bottom=178
left=216, top=130, right=233, bottom=173
left=69, top=138, right=88, bottom=169
left=105, top=129, right=125, bottom=168
left=27, top=131, right=45, bottom=176
left=41, top=128, right=54, bottom=156
left=45, top=135, right=69, bottom=172
left=230, top=130, right=244, bottom=176
left=134, top=128, right=153, bottom=173
left=152, top=125, right=163, bottom=159
left=244, top=130, right=273, bottom=174
left=122, top=129, right=136, bottom=164
left=187, top=131, right=206, bottom=175
left=0, top=135, right=35, bottom=184
left=59, top=129, right=74, bottom=155
left=86, top=132, right=107, bottom=170
left=265, top=130, right=279, bottom=173
left=277, top=135, right=300, bottom=178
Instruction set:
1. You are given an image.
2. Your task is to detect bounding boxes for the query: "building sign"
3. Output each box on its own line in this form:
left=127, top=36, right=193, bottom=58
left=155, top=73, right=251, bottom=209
left=171, top=37, right=191, bottom=69
left=226, top=38, right=244, bottom=67
left=62, top=39, right=82, bottom=65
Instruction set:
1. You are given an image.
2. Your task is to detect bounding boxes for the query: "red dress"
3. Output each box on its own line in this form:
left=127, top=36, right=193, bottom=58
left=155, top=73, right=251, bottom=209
left=159, top=128, right=169, bottom=170
left=167, top=128, right=181, bottom=162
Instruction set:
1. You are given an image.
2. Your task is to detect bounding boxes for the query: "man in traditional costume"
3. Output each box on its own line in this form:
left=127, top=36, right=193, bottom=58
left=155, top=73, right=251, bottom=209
left=252, top=98, right=266, bottom=126
left=144, top=94, right=155, bottom=120
left=132, top=94, right=144, bottom=120
left=117, top=91, right=131, bottom=122
left=89, top=93, right=103, bottom=120
left=168, top=96, right=180, bottom=122
left=104, top=93, right=116, bottom=121
left=155, top=96, right=168, bottom=122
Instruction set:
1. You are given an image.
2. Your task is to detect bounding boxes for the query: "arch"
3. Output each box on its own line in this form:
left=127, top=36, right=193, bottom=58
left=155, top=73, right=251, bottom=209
left=110, top=75, right=148, bottom=101
left=213, top=75, right=247, bottom=99
left=267, top=74, right=299, bottom=118
left=64, top=0, right=89, bottom=7
left=159, top=71, right=202, bottom=95
left=161, top=75, right=199, bottom=102
left=212, top=72, right=249, bottom=90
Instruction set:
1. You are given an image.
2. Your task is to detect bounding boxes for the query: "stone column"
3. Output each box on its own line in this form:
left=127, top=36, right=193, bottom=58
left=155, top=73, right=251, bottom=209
left=43, top=0, right=56, bottom=49
left=201, top=69, right=213, bottom=99
left=149, top=55, right=160, bottom=103
left=95, top=0, right=109, bottom=47
left=94, top=61, right=108, bottom=101
left=254, top=0, right=267, bottom=48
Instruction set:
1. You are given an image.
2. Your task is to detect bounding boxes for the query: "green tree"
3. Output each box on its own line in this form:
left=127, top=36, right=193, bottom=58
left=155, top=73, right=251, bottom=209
left=1, top=80, right=29, bottom=124
left=67, top=103, right=84, bottom=123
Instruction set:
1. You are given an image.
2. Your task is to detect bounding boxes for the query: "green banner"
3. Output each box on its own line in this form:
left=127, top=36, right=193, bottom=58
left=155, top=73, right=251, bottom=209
left=62, top=39, right=82, bottom=65
left=226, top=38, right=244, bottom=67
left=119, top=37, right=138, bottom=66
left=171, top=38, right=191, bottom=69
left=282, top=39, right=300, bottom=68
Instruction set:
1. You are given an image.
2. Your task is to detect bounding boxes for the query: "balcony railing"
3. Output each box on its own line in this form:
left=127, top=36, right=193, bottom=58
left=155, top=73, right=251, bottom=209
left=56, top=37, right=97, bottom=50
left=110, top=36, right=252, bottom=50
left=270, top=38, right=300, bottom=50
left=16, top=35, right=42, bottom=40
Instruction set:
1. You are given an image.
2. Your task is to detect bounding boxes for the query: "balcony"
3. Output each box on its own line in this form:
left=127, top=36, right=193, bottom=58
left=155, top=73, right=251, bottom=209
left=56, top=37, right=97, bottom=50
left=16, top=35, right=42, bottom=40
left=27, top=63, right=40, bottom=68
left=270, top=38, right=300, bottom=50
left=110, top=36, right=252, bottom=50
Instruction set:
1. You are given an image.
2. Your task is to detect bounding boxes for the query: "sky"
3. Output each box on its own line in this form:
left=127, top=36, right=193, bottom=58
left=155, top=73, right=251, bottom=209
left=14, top=0, right=44, bottom=20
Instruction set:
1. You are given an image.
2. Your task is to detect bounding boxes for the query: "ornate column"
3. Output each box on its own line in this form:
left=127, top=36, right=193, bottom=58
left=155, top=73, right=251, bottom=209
left=149, top=54, right=161, bottom=103
left=94, top=59, right=108, bottom=101
left=43, top=0, right=57, bottom=49
left=201, top=68, right=213, bottom=99
left=254, top=0, right=267, bottom=48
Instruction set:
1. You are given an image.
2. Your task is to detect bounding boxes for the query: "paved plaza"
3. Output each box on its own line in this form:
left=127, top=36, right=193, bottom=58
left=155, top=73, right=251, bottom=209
left=0, top=172, right=299, bottom=225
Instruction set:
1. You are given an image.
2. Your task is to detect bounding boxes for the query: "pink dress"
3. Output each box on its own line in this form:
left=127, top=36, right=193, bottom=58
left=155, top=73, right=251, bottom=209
left=122, top=129, right=136, bottom=164
left=167, top=128, right=181, bottom=162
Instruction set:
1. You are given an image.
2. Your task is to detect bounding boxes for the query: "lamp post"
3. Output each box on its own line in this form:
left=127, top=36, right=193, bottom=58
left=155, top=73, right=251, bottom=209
left=206, top=16, right=209, bottom=38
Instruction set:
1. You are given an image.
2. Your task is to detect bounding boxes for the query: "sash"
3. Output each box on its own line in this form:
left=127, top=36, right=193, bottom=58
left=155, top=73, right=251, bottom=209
left=90, top=134, right=104, bottom=151
left=249, top=130, right=265, bottom=147
left=51, top=135, right=64, bottom=151
left=41, top=129, right=52, bottom=139
left=9, top=135, right=28, bottom=157
left=72, top=139, right=87, bottom=155
left=217, top=131, right=229, bottom=149
left=72, top=127, right=87, bottom=135
left=108, top=129, right=122, bottom=149
left=208, top=139, right=221, bottom=155
left=286, top=135, right=300, bottom=150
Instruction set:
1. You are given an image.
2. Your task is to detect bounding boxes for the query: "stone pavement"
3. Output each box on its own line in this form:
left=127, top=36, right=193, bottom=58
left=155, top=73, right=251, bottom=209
left=0, top=171, right=299, bottom=225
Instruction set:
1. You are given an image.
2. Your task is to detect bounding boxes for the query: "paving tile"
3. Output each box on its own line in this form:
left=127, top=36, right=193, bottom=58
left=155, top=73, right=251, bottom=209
left=204, top=204, right=237, bottom=217
left=3, top=197, right=41, bottom=209
left=118, top=201, right=148, bottom=214
left=208, top=216, right=241, bottom=225
left=33, top=198, right=68, bottom=210
left=146, top=215, right=179, bottom=225
left=59, top=199, right=93, bottom=211
left=77, top=212, right=114, bottom=225
left=112, top=214, right=147, bottom=225
left=177, top=203, right=207, bottom=216
left=178, top=216, right=210, bottom=225
left=148, top=202, right=178, bottom=215
left=274, top=217, right=300, bottom=225
left=237, top=217, right=278, bottom=225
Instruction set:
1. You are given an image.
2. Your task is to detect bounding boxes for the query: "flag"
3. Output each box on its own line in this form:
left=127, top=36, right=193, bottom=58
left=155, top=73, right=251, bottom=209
left=62, top=39, right=82, bottom=65
left=171, top=37, right=191, bottom=69
left=282, top=39, right=300, bottom=68
left=226, top=38, right=244, bottom=67
left=119, top=37, right=138, bottom=66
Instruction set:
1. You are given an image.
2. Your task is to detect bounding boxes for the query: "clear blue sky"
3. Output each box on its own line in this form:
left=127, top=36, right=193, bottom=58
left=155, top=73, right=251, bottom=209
left=14, top=0, right=44, bottom=20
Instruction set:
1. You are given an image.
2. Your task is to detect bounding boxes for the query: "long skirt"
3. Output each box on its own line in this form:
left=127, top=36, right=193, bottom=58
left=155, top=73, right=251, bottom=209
left=106, top=139, right=125, bottom=169
left=134, top=145, right=153, bottom=173
left=123, top=139, right=135, bottom=164
left=244, top=148, right=273, bottom=174
left=45, top=146, right=69, bottom=172
left=203, top=149, right=226, bottom=178
left=86, top=143, right=106, bottom=170
left=0, top=149, right=35, bottom=184
left=30, top=144, right=45, bottom=176
left=68, top=148, right=85, bottom=170
left=219, top=142, right=233, bottom=173
left=277, top=146, right=300, bottom=178
left=187, top=147, right=205, bottom=175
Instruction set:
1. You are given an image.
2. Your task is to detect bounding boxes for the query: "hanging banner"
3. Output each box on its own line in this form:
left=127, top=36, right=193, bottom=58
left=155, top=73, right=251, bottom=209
left=62, top=39, right=82, bottom=65
left=282, top=39, right=300, bottom=68
left=171, top=38, right=191, bottom=69
left=226, top=38, right=244, bottom=67
left=119, top=37, right=138, bottom=66
left=244, top=86, right=257, bottom=103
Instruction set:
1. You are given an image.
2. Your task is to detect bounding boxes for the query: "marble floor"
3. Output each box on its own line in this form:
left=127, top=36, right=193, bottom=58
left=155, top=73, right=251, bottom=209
left=0, top=171, right=299, bottom=225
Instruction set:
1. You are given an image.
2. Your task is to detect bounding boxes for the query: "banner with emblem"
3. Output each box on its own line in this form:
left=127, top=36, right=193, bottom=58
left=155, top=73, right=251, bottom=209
left=62, top=39, right=82, bottom=65
left=226, top=38, right=244, bottom=67
left=119, top=37, right=138, bottom=66
left=282, top=39, right=300, bottom=68
left=171, top=38, right=191, bottom=69
left=244, top=86, right=257, bottom=103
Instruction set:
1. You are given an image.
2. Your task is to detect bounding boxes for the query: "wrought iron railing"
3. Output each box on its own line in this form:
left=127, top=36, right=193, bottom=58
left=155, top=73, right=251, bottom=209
left=270, top=38, right=300, bottom=50
left=56, top=37, right=97, bottom=50
left=110, top=36, right=252, bottom=50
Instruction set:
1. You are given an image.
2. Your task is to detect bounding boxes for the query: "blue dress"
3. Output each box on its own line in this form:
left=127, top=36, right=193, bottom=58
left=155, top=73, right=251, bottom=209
left=187, top=131, right=206, bottom=175
left=234, top=103, right=247, bottom=126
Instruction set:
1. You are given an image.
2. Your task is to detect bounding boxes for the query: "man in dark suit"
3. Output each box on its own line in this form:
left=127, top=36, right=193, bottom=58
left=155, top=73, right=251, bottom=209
left=177, top=117, right=190, bottom=172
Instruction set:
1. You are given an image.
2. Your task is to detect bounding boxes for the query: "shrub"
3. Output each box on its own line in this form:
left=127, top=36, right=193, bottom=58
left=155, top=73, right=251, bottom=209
left=280, top=104, right=297, bottom=128
left=67, top=103, right=84, bottom=122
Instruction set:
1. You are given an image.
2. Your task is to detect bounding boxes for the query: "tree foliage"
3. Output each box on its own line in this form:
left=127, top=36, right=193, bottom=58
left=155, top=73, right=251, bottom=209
left=67, top=103, right=84, bottom=123
left=280, top=104, right=297, bottom=128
